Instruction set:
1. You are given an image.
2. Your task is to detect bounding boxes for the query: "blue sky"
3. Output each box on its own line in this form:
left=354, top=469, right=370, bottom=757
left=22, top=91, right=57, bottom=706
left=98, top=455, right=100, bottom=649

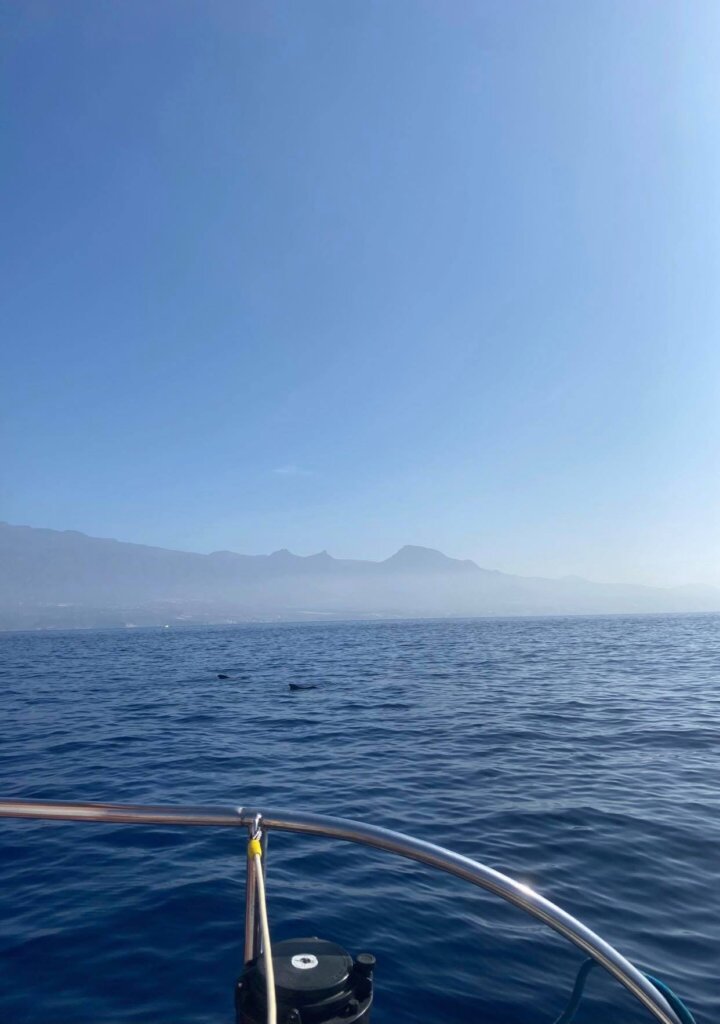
left=2, top=1, right=719, bottom=585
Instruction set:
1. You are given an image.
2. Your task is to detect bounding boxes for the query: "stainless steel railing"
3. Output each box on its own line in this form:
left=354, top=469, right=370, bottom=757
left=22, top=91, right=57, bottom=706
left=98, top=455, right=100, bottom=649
left=0, top=798, right=682, bottom=1024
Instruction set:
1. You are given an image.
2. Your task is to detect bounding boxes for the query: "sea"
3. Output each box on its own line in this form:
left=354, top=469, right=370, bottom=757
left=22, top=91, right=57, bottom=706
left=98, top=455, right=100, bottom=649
left=0, top=614, right=718, bottom=1024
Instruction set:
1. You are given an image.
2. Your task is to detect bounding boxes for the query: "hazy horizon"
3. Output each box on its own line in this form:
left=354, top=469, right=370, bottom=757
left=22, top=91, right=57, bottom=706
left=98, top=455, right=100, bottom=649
left=3, top=3, right=719, bottom=589
left=3, top=519, right=720, bottom=593
left=2, top=520, right=719, bottom=633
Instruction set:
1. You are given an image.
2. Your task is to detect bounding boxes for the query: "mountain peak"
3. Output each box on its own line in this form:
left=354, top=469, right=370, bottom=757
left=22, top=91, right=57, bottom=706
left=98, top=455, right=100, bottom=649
left=267, top=548, right=335, bottom=563
left=382, top=545, right=479, bottom=572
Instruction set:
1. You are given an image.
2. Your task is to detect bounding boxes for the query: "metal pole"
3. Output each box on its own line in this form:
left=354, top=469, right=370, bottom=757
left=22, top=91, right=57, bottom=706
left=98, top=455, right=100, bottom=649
left=253, top=829, right=268, bottom=958
left=0, top=798, right=683, bottom=1024
left=244, top=837, right=258, bottom=964
left=0, top=798, right=246, bottom=828
left=243, top=819, right=268, bottom=963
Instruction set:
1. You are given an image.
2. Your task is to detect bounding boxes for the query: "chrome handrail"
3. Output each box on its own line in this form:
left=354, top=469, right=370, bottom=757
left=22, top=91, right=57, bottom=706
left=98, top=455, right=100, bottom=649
left=0, top=798, right=682, bottom=1024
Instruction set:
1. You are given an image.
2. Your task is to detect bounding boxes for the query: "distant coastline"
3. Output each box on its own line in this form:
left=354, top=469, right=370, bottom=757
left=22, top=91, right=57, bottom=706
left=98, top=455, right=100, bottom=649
left=1, top=521, right=719, bottom=631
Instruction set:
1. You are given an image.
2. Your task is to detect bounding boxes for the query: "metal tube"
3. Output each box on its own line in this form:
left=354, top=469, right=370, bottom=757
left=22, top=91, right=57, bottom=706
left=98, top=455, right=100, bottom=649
left=0, top=798, right=682, bottom=1024
left=0, top=798, right=246, bottom=828
left=253, top=829, right=268, bottom=958
left=244, top=839, right=258, bottom=964
left=260, top=807, right=684, bottom=1024
left=243, top=827, right=268, bottom=963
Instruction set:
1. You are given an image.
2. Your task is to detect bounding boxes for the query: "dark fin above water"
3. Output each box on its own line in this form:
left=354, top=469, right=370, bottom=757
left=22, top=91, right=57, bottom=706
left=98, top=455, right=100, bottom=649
left=289, top=683, right=317, bottom=691
left=217, top=673, right=231, bottom=680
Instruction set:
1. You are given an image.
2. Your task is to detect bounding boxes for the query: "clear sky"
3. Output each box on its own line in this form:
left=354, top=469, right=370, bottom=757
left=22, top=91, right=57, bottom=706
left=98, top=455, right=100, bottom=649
left=2, top=1, right=719, bottom=586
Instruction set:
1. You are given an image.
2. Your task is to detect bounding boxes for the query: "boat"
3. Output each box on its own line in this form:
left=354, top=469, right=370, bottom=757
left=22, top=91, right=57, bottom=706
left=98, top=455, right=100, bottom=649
left=0, top=798, right=695, bottom=1024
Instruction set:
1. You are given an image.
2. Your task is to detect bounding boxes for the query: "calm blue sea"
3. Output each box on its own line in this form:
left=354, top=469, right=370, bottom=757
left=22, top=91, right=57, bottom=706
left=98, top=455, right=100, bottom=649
left=1, top=615, right=718, bottom=1023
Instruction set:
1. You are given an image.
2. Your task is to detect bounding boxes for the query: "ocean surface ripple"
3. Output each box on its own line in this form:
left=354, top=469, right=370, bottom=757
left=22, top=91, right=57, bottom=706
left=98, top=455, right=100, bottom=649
left=1, top=615, right=719, bottom=1023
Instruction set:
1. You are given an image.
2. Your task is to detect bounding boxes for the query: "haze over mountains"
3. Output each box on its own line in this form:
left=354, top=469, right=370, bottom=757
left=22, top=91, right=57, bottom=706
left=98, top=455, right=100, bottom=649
left=1, top=522, right=718, bottom=630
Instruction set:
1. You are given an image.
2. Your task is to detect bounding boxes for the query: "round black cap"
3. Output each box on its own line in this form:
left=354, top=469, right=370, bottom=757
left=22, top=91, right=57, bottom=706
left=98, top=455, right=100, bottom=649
left=258, top=938, right=352, bottom=1007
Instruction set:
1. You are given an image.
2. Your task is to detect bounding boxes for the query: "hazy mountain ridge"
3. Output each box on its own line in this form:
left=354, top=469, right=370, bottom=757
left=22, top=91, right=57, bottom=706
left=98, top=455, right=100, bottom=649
left=0, top=522, right=718, bottom=629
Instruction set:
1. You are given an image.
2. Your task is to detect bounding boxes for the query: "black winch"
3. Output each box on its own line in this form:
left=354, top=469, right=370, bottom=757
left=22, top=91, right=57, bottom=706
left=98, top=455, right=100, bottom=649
left=235, top=937, right=375, bottom=1024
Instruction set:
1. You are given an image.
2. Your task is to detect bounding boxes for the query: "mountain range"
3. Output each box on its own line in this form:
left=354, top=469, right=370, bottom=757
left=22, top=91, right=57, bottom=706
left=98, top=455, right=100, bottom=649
left=0, top=521, right=718, bottom=630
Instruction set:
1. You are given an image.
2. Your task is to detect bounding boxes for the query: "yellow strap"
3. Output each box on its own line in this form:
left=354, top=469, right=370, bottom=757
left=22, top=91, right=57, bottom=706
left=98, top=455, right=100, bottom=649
left=248, top=837, right=262, bottom=858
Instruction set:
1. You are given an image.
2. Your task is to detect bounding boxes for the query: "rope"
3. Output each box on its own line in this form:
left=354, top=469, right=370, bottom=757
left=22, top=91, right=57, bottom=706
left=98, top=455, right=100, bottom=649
left=551, top=958, right=596, bottom=1024
left=249, top=835, right=276, bottom=1024
left=643, top=974, right=697, bottom=1024
left=552, top=958, right=697, bottom=1024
